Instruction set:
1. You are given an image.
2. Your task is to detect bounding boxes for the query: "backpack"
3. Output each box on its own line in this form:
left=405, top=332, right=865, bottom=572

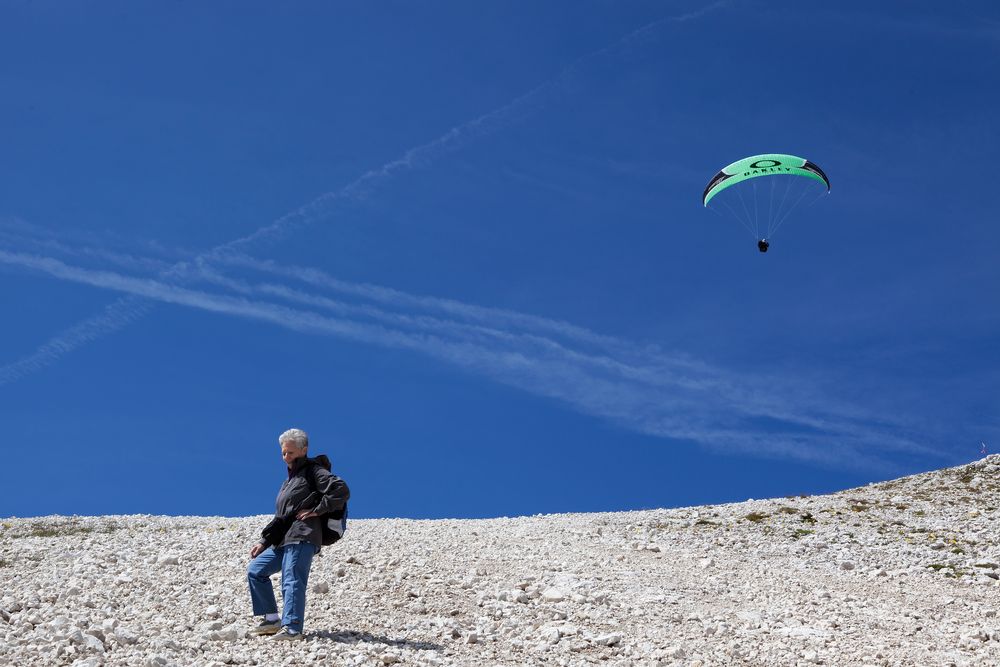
left=305, top=454, right=348, bottom=546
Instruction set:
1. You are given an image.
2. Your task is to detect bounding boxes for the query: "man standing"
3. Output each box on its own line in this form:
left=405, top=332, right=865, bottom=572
left=247, top=428, right=350, bottom=640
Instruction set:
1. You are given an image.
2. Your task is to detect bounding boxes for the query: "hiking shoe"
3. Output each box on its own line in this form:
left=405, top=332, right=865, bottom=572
left=271, top=627, right=304, bottom=641
left=251, top=619, right=282, bottom=636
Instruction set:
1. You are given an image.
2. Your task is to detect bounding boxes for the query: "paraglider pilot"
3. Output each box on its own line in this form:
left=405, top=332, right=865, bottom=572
left=757, top=239, right=769, bottom=253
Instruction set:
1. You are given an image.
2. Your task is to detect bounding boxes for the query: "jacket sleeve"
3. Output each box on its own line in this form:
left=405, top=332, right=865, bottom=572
left=310, top=466, right=350, bottom=515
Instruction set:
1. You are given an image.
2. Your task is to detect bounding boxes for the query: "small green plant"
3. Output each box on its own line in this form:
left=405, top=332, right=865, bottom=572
left=694, top=519, right=720, bottom=527
left=778, top=506, right=799, bottom=515
left=913, top=510, right=926, bottom=517
left=800, top=513, right=817, bottom=525
left=744, top=512, right=768, bottom=523
left=791, top=529, right=814, bottom=539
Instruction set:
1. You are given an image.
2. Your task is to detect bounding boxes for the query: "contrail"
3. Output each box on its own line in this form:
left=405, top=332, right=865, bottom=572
left=1, top=225, right=941, bottom=464
left=0, top=246, right=942, bottom=473
left=0, top=228, right=897, bottom=438
left=208, top=251, right=660, bottom=355
left=1, top=227, right=940, bottom=460
left=0, top=4, right=729, bottom=387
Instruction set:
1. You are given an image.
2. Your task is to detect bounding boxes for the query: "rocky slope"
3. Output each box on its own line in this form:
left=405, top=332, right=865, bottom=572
left=2, top=455, right=999, bottom=667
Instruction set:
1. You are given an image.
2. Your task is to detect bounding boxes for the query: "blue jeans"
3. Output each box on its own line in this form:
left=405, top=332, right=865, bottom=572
left=247, top=543, right=316, bottom=634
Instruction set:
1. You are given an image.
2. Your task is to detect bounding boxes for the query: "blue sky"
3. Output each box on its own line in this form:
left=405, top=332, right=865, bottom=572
left=1, top=1, right=998, bottom=519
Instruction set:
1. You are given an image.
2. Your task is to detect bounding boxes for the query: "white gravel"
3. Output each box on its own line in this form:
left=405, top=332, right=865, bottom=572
left=2, top=455, right=999, bottom=666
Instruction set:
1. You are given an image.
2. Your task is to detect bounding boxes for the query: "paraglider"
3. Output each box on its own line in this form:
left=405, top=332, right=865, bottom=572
left=703, top=153, right=830, bottom=252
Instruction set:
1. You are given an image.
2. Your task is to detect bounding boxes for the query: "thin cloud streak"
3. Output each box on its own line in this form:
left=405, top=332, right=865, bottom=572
left=0, top=247, right=940, bottom=473
left=0, top=230, right=941, bottom=465
left=1, top=217, right=943, bottom=466
left=209, top=252, right=645, bottom=355
left=0, top=229, right=174, bottom=275
left=189, top=3, right=731, bottom=258
left=0, top=4, right=729, bottom=388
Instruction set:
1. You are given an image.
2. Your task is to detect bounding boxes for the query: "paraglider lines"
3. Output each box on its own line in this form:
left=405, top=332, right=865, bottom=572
left=735, top=184, right=759, bottom=240
left=711, top=199, right=757, bottom=238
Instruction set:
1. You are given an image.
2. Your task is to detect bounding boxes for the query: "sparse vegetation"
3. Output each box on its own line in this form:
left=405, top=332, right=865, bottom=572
left=14, top=521, right=120, bottom=539
left=694, top=519, right=720, bottom=527
left=800, top=513, right=816, bottom=525
left=927, top=563, right=967, bottom=578
left=791, top=529, right=814, bottom=539
left=744, top=512, right=768, bottom=523
left=778, top=506, right=798, bottom=515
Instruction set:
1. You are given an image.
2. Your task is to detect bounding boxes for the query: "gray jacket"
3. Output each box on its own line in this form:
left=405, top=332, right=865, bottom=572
left=265, top=456, right=350, bottom=552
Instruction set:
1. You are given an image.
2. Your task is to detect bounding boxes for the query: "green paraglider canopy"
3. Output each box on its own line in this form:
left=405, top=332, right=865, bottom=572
left=702, top=153, right=831, bottom=251
left=703, top=153, right=830, bottom=207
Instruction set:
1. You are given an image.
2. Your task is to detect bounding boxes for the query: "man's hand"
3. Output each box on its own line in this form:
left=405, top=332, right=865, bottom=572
left=296, top=509, right=319, bottom=520
left=250, top=543, right=265, bottom=559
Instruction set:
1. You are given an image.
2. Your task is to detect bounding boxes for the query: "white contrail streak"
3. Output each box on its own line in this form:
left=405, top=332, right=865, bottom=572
left=1, top=227, right=940, bottom=462
left=0, top=247, right=941, bottom=473
left=1, top=225, right=941, bottom=465
left=208, top=252, right=653, bottom=354
left=0, top=4, right=729, bottom=387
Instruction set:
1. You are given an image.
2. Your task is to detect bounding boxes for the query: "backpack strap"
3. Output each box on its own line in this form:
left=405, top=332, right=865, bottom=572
left=303, top=461, right=319, bottom=493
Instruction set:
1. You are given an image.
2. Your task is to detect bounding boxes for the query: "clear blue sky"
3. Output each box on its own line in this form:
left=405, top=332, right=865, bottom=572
left=2, top=1, right=998, bottom=519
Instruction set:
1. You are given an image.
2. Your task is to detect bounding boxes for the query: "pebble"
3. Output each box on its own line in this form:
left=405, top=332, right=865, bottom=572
left=541, top=588, right=567, bottom=602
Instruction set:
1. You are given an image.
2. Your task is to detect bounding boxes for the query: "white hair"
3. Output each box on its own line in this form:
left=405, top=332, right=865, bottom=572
left=278, top=428, right=309, bottom=450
